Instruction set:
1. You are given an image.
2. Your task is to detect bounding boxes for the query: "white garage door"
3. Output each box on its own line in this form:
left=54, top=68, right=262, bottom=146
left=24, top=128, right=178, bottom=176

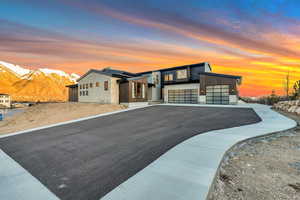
left=168, top=89, right=198, bottom=104
left=206, top=85, right=229, bottom=105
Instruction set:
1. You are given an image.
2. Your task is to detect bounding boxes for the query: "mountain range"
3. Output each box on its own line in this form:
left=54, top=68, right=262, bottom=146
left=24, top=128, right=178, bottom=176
left=0, top=61, right=80, bottom=102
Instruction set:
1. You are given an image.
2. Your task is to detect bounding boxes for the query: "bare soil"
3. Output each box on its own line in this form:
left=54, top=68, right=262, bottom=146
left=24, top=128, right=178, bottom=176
left=208, top=110, right=300, bottom=200
left=0, top=102, right=126, bottom=135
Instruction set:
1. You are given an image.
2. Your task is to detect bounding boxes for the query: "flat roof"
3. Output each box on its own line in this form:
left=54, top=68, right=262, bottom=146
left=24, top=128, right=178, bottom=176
left=199, top=72, right=242, bottom=79
left=66, top=84, right=78, bottom=88
left=137, top=62, right=207, bottom=75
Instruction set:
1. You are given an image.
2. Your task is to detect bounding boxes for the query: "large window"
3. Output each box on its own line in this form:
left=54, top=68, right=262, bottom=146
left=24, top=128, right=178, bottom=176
left=164, top=74, right=173, bottom=81
left=176, top=69, right=187, bottom=79
left=132, top=82, right=145, bottom=99
left=96, top=82, right=100, bottom=87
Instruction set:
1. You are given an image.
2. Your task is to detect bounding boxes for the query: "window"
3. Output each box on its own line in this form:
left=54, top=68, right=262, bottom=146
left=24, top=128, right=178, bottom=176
left=136, top=82, right=142, bottom=97
left=104, top=81, right=108, bottom=91
left=80, top=91, right=82, bottom=96
left=90, top=83, right=93, bottom=88
left=82, top=91, right=85, bottom=96
left=80, top=84, right=82, bottom=89
left=86, top=83, right=89, bottom=89
left=176, top=69, right=187, bottom=79
left=5, top=100, right=9, bottom=103
left=132, top=82, right=145, bottom=99
left=132, top=82, right=135, bottom=98
left=83, top=84, right=85, bottom=89
left=86, top=91, right=89, bottom=96
left=96, top=82, right=100, bottom=87
left=164, top=74, right=173, bottom=81
left=142, top=84, right=145, bottom=98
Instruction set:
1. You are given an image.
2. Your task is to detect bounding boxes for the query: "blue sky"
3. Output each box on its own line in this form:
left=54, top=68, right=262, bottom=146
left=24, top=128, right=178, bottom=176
left=0, top=0, right=300, bottom=96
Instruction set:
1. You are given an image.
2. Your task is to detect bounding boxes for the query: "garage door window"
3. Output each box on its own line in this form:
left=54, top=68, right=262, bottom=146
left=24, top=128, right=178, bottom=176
left=206, top=85, right=229, bottom=105
left=168, top=89, right=198, bottom=104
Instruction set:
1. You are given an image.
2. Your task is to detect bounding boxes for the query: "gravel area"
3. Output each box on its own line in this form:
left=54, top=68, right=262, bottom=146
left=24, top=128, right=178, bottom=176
left=0, top=102, right=126, bottom=135
left=207, top=110, right=300, bottom=200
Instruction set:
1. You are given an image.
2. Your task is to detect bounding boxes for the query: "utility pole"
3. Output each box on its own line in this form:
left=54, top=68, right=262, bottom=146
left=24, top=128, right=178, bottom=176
left=283, top=71, right=290, bottom=100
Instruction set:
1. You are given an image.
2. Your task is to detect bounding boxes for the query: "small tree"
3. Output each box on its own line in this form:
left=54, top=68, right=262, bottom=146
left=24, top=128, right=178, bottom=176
left=293, top=80, right=300, bottom=98
left=266, top=90, right=280, bottom=105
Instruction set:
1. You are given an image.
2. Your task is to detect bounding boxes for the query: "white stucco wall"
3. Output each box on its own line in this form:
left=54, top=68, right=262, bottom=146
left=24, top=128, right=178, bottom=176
left=199, top=95, right=206, bottom=104
left=229, top=95, right=238, bottom=105
left=78, top=72, right=120, bottom=104
left=163, top=83, right=199, bottom=103
left=110, top=78, right=120, bottom=104
left=151, top=71, right=161, bottom=101
left=204, top=62, right=212, bottom=72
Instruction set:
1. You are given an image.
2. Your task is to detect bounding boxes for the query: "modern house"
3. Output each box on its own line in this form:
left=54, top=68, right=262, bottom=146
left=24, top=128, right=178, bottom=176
left=0, top=94, right=11, bottom=108
left=67, top=62, right=242, bottom=106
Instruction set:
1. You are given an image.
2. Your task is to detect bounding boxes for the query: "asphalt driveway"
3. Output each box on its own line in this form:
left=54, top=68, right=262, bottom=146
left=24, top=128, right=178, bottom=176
left=0, top=106, right=261, bottom=200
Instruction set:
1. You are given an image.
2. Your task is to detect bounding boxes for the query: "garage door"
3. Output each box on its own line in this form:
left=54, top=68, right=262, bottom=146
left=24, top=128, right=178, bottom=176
left=206, top=85, right=229, bottom=105
left=168, top=89, right=198, bottom=104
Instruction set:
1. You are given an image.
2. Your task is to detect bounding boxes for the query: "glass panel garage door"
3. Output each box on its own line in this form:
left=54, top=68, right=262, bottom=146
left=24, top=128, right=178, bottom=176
left=168, top=89, right=198, bottom=104
left=206, top=85, right=229, bottom=105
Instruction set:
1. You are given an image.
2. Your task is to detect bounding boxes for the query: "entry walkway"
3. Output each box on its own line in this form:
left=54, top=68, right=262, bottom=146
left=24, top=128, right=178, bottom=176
left=101, top=104, right=296, bottom=200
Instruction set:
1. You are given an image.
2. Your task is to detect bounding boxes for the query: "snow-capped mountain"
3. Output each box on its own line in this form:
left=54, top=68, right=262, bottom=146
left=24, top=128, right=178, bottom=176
left=0, top=61, right=30, bottom=77
left=0, top=61, right=80, bottom=102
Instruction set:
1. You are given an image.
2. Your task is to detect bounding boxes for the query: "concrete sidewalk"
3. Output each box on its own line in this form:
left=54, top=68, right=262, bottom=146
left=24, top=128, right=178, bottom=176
left=101, top=104, right=297, bottom=200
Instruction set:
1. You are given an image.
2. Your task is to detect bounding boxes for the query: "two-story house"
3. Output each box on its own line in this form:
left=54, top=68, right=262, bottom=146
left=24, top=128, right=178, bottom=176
left=68, top=62, right=241, bottom=106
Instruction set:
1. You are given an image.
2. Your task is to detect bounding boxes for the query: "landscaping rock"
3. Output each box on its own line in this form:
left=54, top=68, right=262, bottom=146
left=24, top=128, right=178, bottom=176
left=273, top=100, right=300, bottom=115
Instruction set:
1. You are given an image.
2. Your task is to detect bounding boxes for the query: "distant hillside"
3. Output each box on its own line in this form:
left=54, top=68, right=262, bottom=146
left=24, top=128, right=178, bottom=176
left=0, top=61, right=80, bottom=102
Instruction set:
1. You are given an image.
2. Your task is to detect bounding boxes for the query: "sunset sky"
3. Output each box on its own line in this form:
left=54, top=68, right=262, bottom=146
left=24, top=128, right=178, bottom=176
left=1, top=0, right=300, bottom=96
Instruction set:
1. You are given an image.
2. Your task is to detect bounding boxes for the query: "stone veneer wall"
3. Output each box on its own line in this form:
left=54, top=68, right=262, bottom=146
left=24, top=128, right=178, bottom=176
left=273, top=100, right=300, bottom=115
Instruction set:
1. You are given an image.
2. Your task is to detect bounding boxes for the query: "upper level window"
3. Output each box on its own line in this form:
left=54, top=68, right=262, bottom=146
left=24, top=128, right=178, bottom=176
left=82, top=84, right=85, bottom=89
left=176, top=69, right=187, bottom=79
left=164, top=74, right=173, bottom=81
left=96, top=82, right=100, bottom=87
left=90, top=83, right=93, bottom=88
left=80, top=85, right=82, bottom=89
left=104, top=81, right=108, bottom=91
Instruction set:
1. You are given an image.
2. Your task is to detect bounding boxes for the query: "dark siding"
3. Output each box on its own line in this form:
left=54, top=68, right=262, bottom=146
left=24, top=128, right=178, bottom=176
left=161, top=64, right=205, bottom=87
left=190, top=66, right=205, bottom=80
left=119, top=77, right=148, bottom=103
left=200, top=74, right=238, bottom=95
left=119, top=82, right=129, bottom=103
left=68, top=86, right=78, bottom=102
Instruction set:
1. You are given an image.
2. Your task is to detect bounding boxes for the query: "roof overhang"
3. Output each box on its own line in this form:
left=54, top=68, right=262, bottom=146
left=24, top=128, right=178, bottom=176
left=199, top=72, right=242, bottom=85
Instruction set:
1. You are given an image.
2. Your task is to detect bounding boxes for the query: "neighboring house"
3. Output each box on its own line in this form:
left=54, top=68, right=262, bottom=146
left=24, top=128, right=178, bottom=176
left=0, top=94, right=11, bottom=108
left=68, top=62, right=242, bottom=106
